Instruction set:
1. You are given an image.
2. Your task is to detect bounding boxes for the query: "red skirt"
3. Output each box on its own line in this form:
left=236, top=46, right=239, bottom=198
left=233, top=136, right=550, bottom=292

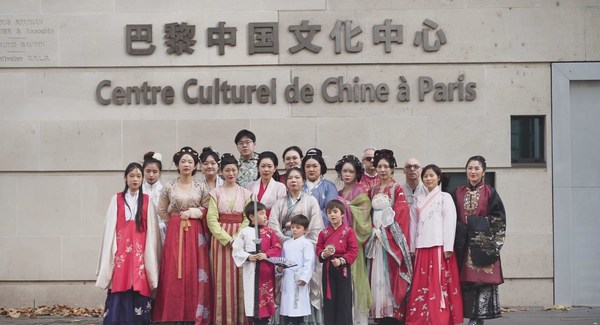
left=406, top=246, right=463, bottom=325
left=152, top=216, right=212, bottom=324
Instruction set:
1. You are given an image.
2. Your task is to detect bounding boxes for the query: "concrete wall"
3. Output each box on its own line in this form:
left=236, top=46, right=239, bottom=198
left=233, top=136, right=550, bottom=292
left=1, top=0, right=598, bottom=307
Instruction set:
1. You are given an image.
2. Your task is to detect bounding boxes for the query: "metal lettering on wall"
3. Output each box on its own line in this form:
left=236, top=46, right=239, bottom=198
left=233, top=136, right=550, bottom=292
left=97, top=17, right=476, bottom=106
left=95, top=74, right=476, bottom=105
left=0, top=16, right=58, bottom=66
left=125, top=18, right=446, bottom=56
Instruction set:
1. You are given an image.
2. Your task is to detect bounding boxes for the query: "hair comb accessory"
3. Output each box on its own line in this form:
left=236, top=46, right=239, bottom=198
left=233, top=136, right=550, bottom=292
left=305, top=148, right=322, bottom=157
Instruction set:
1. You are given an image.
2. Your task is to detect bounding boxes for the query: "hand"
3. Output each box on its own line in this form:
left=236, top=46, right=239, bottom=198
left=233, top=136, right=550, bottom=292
left=322, top=249, right=333, bottom=258
left=331, top=258, right=341, bottom=267
left=444, top=251, right=453, bottom=259
left=256, top=253, right=267, bottom=260
left=297, top=280, right=306, bottom=286
left=180, top=209, right=191, bottom=220
left=248, top=254, right=258, bottom=262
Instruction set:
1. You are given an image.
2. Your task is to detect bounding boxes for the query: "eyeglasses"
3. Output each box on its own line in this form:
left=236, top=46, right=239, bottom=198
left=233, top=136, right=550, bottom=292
left=363, top=157, right=374, bottom=162
left=404, top=164, right=421, bottom=170
left=237, top=140, right=254, bottom=147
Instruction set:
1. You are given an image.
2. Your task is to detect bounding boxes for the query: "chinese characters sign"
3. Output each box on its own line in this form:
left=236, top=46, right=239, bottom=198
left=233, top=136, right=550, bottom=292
left=125, top=18, right=447, bottom=56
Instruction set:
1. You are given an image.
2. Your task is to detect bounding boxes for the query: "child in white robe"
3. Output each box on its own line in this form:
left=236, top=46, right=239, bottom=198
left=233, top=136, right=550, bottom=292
left=278, top=214, right=316, bottom=325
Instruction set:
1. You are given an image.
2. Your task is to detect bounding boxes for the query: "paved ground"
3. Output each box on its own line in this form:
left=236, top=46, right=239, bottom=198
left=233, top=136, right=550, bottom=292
left=1, top=307, right=599, bottom=324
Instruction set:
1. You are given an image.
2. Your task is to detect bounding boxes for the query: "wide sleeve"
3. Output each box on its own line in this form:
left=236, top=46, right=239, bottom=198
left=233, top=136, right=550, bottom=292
left=392, top=185, right=411, bottom=247
left=442, top=193, right=457, bottom=252
left=157, top=185, right=170, bottom=222
left=264, top=230, right=282, bottom=258
left=96, top=195, right=118, bottom=289
left=233, top=195, right=252, bottom=239
left=315, top=231, right=326, bottom=262
left=305, top=197, right=325, bottom=245
left=206, top=196, right=233, bottom=246
left=297, top=241, right=316, bottom=283
left=267, top=198, right=287, bottom=243
left=232, top=230, right=251, bottom=267
left=198, top=182, right=210, bottom=217
left=320, top=181, right=338, bottom=219
left=487, top=187, right=506, bottom=252
left=348, top=193, right=372, bottom=247
left=144, top=199, right=161, bottom=291
left=409, top=199, right=418, bottom=253
left=340, top=227, right=358, bottom=265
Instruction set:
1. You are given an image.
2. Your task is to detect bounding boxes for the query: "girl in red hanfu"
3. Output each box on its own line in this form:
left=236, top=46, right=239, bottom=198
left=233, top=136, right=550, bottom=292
left=96, top=162, right=161, bottom=325
left=406, top=164, right=463, bottom=325
left=152, top=147, right=212, bottom=325
left=232, top=201, right=282, bottom=325
left=245, top=151, right=287, bottom=219
left=365, top=149, right=413, bottom=325
left=316, top=199, right=359, bottom=325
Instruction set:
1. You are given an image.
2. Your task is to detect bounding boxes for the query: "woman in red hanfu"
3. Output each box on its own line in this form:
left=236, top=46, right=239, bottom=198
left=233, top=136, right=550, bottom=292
left=96, top=162, right=161, bottom=325
left=365, top=149, right=413, bottom=325
left=152, top=147, right=212, bottom=325
left=406, top=164, right=463, bottom=325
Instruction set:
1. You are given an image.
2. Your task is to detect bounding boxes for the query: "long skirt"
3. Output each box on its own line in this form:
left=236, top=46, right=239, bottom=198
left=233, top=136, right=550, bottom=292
left=211, top=216, right=246, bottom=325
left=153, top=216, right=212, bottom=324
left=406, top=246, right=463, bottom=325
left=103, top=289, right=152, bottom=325
left=462, top=284, right=501, bottom=320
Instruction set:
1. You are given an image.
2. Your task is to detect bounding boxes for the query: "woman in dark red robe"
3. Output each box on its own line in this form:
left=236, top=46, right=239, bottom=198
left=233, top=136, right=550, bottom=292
left=453, top=156, right=506, bottom=325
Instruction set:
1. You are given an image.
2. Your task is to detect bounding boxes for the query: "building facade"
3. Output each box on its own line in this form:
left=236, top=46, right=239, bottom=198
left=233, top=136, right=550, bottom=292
left=1, top=0, right=599, bottom=308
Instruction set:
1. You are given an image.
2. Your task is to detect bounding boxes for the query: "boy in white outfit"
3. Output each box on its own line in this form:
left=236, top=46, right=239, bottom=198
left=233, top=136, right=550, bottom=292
left=278, top=214, right=315, bottom=325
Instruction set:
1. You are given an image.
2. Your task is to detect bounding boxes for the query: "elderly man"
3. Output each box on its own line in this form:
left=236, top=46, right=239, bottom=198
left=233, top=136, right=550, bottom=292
left=401, top=157, right=426, bottom=207
left=358, top=147, right=379, bottom=192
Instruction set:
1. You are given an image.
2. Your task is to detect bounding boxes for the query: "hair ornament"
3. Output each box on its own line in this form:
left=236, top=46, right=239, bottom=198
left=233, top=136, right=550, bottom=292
left=181, top=147, right=198, bottom=156
left=305, top=148, right=322, bottom=157
left=152, top=152, right=162, bottom=161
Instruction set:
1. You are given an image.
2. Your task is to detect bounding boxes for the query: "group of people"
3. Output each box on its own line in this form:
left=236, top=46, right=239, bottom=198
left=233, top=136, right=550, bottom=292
left=96, top=129, right=506, bottom=325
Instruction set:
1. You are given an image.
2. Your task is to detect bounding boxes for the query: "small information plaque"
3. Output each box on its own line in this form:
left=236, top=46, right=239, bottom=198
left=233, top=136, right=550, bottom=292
left=0, top=16, right=58, bottom=67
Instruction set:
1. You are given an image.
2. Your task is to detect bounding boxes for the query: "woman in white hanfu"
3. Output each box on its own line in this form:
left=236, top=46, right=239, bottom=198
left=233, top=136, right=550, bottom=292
left=246, top=151, right=287, bottom=219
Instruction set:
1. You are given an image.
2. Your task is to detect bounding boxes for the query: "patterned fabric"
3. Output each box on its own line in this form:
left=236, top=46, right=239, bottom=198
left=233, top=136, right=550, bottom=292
left=232, top=226, right=282, bottom=318
left=111, top=194, right=150, bottom=297
left=406, top=246, right=463, bottom=325
left=454, top=181, right=506, bottom=321
left=237, top=152, right=259, bottom=187
left=206, top=186, right=252, bottom=325
left=462, top=284, right=501, bottom=319
left=103, top=290, right=152, bottom=325
left=366, top=182, right=412, bottom=321
left=338, top=185, right=372, bottom=314
left=152, top=179, right=211, bottom=324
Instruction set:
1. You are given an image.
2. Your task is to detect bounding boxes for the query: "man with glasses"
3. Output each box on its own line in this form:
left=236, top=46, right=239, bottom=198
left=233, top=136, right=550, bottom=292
left=358, top=147, right=379, bottom=192
left=402, top=158, right=426, bottom=207
left=234, top=129, right=259, bottom=187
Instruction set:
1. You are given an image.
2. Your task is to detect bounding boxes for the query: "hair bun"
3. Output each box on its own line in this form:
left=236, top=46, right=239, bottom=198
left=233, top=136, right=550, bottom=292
left=143, top=151, right=155, bottom=160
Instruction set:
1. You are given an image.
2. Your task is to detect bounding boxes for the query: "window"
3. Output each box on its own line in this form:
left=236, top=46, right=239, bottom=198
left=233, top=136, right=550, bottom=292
left=511, top=115, right=546, bottom=165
